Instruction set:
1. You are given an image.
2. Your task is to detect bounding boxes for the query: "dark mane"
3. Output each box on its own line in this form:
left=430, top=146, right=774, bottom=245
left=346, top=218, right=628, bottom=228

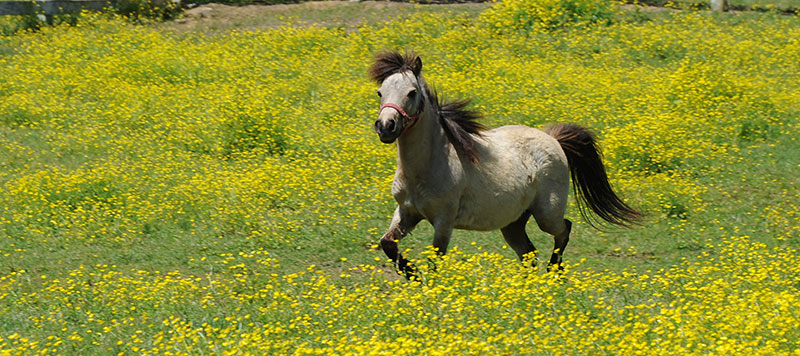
left=431, top=91, right=487, bottom=164
left=370, top=50, right=486, bottom=163
left=368, top=50, right=421, bottom=83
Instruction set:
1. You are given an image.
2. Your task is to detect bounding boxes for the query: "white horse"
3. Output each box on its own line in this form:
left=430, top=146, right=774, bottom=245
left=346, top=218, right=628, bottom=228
left=370, top=50, right=642, bottom=278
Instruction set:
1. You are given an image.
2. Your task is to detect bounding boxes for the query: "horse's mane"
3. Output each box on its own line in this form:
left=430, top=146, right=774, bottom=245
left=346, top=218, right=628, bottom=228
left=369, top=50, right=486, bottom=163
left=430, top=91, right=486, bottom=163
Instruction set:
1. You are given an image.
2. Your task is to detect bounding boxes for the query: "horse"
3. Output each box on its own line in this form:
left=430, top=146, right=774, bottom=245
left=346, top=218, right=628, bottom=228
left=369, top=50, right=643, bottom=278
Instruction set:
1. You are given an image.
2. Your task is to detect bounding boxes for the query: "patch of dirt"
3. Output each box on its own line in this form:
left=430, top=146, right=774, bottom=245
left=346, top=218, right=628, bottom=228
left=617, top=3, right=680, bottom=12
left=170, top=1, right=488, bottom=33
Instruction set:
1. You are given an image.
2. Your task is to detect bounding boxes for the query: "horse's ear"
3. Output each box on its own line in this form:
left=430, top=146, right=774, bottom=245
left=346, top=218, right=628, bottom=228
left=411, top=56, right=422, bottom=76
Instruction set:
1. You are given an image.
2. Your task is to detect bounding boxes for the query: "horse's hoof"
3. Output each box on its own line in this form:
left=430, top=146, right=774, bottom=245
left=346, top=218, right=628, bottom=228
left=546, top=263, right=565, bottom=273
left=398, top=259, right=419, bottom=281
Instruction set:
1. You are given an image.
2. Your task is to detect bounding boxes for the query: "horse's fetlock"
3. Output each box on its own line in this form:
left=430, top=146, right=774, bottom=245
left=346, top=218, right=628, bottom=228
left=549, top=252, right=562, bottom=265
left=398, top=257, right=418, bottom=280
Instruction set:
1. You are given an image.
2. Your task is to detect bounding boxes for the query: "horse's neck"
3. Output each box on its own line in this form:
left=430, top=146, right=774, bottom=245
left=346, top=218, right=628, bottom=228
left=396, top=108, right=450, bottom=178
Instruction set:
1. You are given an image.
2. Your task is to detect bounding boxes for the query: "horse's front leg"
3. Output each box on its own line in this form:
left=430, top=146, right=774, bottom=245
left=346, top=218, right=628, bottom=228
left=380, top=207, right=422, bottom=279
left=422, top=217, right=456, bottom=274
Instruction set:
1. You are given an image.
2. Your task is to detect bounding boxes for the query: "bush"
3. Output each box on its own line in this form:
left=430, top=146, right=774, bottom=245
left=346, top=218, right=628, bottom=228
left=0, top=13, right=82, bottom=35
left=481, top=0, right=613, bottom=34
left=0, top=0, right=180, bottom=35
left=114, top=0, right=182, bottom=21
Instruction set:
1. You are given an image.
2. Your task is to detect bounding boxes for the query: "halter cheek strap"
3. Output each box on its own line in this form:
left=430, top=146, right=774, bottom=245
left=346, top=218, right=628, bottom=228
left=379, top=100, right=425, bottom=136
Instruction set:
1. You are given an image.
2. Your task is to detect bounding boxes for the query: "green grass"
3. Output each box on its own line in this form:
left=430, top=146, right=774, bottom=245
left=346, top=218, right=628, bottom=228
left=1, top=2, right=798, bottom=279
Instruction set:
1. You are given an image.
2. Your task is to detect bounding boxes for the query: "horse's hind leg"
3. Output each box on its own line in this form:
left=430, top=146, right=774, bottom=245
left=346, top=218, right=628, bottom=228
left=530, top=188, right=572, bottom=272
left=500, top=211, right=538, bottom=266
left=534, top=214, right=572, bottom=272
left=547, top=219, right=571, bottom=272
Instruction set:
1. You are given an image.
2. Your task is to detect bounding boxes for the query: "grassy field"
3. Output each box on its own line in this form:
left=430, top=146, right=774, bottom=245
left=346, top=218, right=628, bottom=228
left=1, top=0, right=800, bottom=354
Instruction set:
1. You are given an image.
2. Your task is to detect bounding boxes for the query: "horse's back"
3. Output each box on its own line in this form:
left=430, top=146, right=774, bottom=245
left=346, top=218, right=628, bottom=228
left=481, top=125, right=567, bottom=170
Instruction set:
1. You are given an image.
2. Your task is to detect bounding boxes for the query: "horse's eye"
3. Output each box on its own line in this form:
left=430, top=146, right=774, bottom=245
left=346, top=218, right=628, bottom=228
left=408, top=89, right=417, bottom=98
left=377, top=90, right=382, bottom=98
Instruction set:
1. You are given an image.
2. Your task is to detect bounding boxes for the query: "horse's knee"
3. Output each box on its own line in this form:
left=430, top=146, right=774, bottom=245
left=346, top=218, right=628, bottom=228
left=380, top=234, right=397, bottom=248
left=380, top=233, right=400, bottom=260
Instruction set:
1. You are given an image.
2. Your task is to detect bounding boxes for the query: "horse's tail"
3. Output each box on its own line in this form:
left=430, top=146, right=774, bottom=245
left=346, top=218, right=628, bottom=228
left=544, top=123, right=644, bottom=228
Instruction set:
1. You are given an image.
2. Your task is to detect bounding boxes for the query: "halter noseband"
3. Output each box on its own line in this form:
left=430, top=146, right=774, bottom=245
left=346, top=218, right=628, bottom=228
left=379, top=100, right=425, bottom=136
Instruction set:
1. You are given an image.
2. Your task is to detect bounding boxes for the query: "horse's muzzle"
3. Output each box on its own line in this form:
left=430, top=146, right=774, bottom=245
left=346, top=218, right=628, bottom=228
left=375, top=117, right=401, bottom=143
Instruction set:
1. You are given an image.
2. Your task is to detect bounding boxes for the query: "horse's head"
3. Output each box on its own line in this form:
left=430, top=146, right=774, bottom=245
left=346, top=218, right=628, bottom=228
left=369, top=51, right=425, bottom=144
left=374, top=71, right=425, bottom=143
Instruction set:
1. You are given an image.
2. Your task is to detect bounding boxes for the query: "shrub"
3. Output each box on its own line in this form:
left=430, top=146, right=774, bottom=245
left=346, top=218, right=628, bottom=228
left=481, top=0, right=614, bottom=34
left=0, top=13, right=81, bottom=35
left=0, top=0, right=180, bottom=35
left=114, top=0, right=182, bottom=21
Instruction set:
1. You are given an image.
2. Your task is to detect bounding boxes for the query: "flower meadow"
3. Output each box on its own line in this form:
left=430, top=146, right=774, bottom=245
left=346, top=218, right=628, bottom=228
left=1, top=1, right=800, bottom=354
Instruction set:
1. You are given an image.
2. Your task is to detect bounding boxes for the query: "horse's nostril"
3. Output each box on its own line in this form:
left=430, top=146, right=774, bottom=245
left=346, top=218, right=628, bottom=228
left=387, top=119, right=396, bottom=132
left=374, top=120, right=381, bottom=130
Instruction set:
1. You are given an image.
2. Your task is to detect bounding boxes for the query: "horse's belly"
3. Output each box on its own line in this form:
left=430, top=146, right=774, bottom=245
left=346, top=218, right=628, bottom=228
left=453, top=208, right=523, bottom=231
left=453, top=190, right=532, bottom=231
left=453, top=216, right=508, bottom=231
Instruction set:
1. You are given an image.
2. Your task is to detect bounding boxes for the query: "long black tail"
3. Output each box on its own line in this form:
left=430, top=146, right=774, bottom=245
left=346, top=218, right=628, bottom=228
left=545, top=123, right=644, bottom=228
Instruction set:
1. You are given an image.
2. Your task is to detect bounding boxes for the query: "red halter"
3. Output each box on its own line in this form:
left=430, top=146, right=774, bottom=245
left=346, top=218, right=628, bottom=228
left=379, top=100, right=424, bottom=136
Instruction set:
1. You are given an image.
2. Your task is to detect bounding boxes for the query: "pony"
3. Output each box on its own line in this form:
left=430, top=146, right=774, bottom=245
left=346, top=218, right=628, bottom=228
left=369, top=50, right=642, bottom=278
